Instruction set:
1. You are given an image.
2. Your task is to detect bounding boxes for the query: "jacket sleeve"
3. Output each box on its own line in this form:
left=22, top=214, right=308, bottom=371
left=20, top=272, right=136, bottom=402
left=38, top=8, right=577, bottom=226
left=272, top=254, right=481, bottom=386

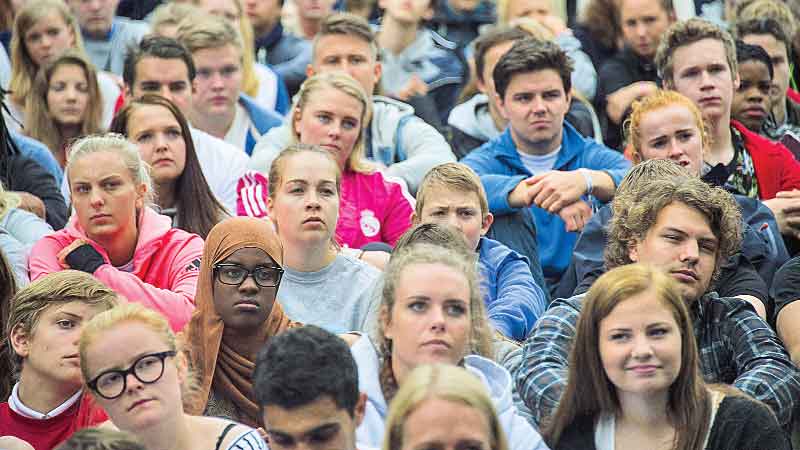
left=489, top=253, right=547, bottom=341
left=776, top=143, right=800, bottom=192
left=386, top=115, right=456, bottom=193
left=11, top=156, right=68, bottom=230
left=248, top=124, right=292, bottom=173
left=461, top=152, right=528, bottom=215
left=380, top=175, right=415, bottom=246
left=28, top=234, right=68, bottom=281
left=516, top=299, right=580, bottom=427
left=726, top=303, right=800, bottom=427
left=0, top=229, right=30, bottom=286
left=555, top=32, right=597, bottom=101
left=92, top=236, right=202, bottom=331
left=583, top=144, right=631, bottom=188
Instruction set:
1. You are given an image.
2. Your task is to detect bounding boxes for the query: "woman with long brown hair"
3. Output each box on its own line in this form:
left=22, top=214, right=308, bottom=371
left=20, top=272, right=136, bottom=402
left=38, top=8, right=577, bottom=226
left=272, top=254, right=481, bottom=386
left=544, top=263, right=789, bottom=450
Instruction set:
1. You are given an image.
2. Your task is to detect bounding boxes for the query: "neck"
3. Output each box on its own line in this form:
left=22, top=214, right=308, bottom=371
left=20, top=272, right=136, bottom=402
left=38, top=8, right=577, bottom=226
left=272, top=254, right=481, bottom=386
left=96, top=219, right=140, bottom=267
left=511, top=126, right=562, bottom=155
left=17, top=374, right=80, bottom=415
left=155, top=181, right=177, bottom=210
left=706, top=115, right=735, bottom=166
left=255, top=21, right=278, bottom=41
left=282, top=239, right=337, bottom=272
left=222, top=324, right=270, bottom=360
left=56, top=125, right=81, bottom=167
left=488, top=100, right=507, bottom=132
left=773, top=96, right=788, bottom=124
left=377, top=17, right=419, bottom=55
left=190, top=109, right=235, bottom=140
left=299, top=17, right=323, bottom=40
left=390, top=349, right=409, bottom=387
left=617, top=390, right=671, bottom=428
left=141, top=412, right=191, bottom=450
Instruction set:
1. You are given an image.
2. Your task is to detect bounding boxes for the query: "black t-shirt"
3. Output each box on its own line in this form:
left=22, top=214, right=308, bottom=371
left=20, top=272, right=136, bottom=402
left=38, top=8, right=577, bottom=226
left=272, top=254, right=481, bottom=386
left=772, top=256, right=800, bottom=319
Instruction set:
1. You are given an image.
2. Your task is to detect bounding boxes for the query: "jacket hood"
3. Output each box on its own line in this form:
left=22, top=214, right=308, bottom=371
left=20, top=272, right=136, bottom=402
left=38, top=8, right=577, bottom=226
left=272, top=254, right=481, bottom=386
left=447, top=93, right=500, bottom=141
left=369, top=96, right=415, bottom=151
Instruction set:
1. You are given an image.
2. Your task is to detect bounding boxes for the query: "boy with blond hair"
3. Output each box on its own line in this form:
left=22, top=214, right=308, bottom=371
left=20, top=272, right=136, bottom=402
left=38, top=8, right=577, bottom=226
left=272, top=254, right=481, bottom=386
left=413, top=162, right=547, bottom=341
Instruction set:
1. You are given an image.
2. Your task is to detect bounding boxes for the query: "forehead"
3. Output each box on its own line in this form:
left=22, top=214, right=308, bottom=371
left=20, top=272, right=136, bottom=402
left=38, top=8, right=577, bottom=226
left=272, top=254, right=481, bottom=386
left=738, top=60, right=772, bottom=78
left=29, top=12, right=68, bottom=30
left=199, top=0, right=240, bottom=14
left=135, top=57, right=190, bottom=83
left=85, top=322, right=166, bottom=371
left=193, top=44, right=241, bottom=62
left=639, top=104, right=700, bottom=136
left=482, top=40, right=514, bottom=71
left=221, top=246, right=272, bottom=264
left=315, top=34, right=374, bottom=58
left=672, top=38, right=729, bottom=71
left=421, top=185, right=482, bottom=209
left=601, top=292, right=677, bottom=327
left=263, top=396, right=351, bottom=434
left=651, top=201, right=713, bottom=234
left=506, top=68, right=566, bottom=94
left=620, top=0, right=665, bottom=16
left=51, top=63, right=87, bottom=80
left=280, top=152, right=339, bottom=182
left=69, top=151, right=131, bottom=181
left=302, top=88, right=364, bottom=116
left=129, top=104, right=179, bottom=128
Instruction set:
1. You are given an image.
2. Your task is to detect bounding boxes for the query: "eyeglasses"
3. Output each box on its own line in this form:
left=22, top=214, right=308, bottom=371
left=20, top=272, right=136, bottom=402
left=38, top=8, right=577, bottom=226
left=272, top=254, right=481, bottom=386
left=87, top=350, right=176, bottom=400
left=214, top=263, right=284, bottom=288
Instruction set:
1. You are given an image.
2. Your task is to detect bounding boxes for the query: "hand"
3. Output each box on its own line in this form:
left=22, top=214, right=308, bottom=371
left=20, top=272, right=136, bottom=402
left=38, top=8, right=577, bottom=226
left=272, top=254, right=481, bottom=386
left=58, top=240, right=106, bottom=273
left=358, top=250, right=391, bottom=270
left=395, top=75, right=428, bottom=101
left=12, top=191, right=46, bottom=219
left=559, top=200, right=593, bottom=232
left=605, top=81, right=659, bottom=124
left=57, top=239, right=90, bottom=269
left=0, top=436, right=35, bottom=450
left=528, top=170, right=588, bottom=213
left=763, top=196, right=800, bottom=239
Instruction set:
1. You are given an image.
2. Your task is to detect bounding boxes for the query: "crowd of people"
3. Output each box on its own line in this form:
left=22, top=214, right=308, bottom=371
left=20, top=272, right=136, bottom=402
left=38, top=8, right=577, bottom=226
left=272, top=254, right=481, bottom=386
left=0, top=0, right=800, bottom=449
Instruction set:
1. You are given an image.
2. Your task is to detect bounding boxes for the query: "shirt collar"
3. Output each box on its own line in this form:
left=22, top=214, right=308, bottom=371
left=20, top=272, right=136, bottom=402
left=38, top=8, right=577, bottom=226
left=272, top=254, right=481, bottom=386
left=8, top=383, right=83, bottom=420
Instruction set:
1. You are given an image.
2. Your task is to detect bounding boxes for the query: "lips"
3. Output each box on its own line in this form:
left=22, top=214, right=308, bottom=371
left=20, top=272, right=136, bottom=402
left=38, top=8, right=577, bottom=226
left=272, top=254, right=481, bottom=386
left=90, top=213, right=111, bottom=221
left=303, top=216, right=324, bottom=225
left=421, top=339, right=450, bottom=350
left=153, top=158, right=174, bottom=167
left=234, top=299, right=260, bottom=310
left=627, top=364, right=659, bottom=374
left=127, top=398, right=153, bottom=412
left=742, top=107, right=766, bottom=118
left=698, top=96, right=721, bottom=105
left=671, top=269, right=699, bottom=282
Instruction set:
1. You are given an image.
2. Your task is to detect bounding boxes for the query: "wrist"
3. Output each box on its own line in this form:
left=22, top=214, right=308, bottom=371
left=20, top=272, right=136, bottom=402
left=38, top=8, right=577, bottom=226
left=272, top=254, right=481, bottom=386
left=578, top=169, right=593, bottom=196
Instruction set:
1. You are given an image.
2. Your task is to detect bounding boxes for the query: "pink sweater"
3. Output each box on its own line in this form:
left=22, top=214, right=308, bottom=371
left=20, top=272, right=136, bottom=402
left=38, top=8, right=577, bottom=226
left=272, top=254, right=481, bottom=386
left=29, top=207, right=203, bottom=331
left=237, top=169, right=415, bottom=248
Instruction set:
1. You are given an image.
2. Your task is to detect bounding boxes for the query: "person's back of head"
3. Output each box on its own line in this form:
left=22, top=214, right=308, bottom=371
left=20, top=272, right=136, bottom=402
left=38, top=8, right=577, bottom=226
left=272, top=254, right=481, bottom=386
left=254, top=325, right=363, bottom=450
left=55, top=428, right=146, bottom=450
left=394, top=223, right=473, bottom=255
left=149, top=2, right=204, bottom=38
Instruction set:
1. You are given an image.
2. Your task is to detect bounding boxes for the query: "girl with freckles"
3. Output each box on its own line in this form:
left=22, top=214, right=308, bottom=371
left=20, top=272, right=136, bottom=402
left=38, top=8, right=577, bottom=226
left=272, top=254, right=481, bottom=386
left=544, top=263, right=789, bottom=450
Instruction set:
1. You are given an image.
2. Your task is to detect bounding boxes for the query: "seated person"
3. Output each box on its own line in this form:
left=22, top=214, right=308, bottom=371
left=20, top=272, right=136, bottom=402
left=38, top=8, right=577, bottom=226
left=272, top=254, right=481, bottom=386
left=123, top=35, right=251, bottom=214
left=344, top=243, right=546, bottom=450
left=731, top=40, right=774, bottom=134
left=736, top=15, right=800, bottom=141
left=190, top=0, right=291, bottom=115
left=254, top=325, right=367, bottom=450
left=110, top=95, right=229, bottom=239
left=181, top=216, right=297, bottom=426
left=56, top=429, right=145, bottom=450
left=375, top=0, right=466, bottom=126
left=0, top=271, right=118, bottom=450
left=249, top=0, right=311, bottom=94
left=384, top=365, right=511, bottom=450
left=6, top=0, right=120, bottom=130
left=462, top=37, right=630, bottom=288
left=267, top=144, right=381, bottom=332
left=293, top=0, right=338, bottom=39
left=29, top=134, right=203, bottom=331
left=429, top=0, right=496, bottom=47
left=413, top=162, right=547, bottom=341
left=24, top=51, right=103, bottom=167
left=544, top=264, right=790, bottom=450
left=561, top=91, right=788, bottom=311
left=78, top=303, right=267, bottom=450
left=1, top=89, right=68, bottom=230
left=244, top=74, right=414, bottom=250
left=655, top=19, right=800, bottom=239
left=250, top=13, right=456, bottom=194
left=772, top=256, right=800, bottom=364
left=176, top=14, right=283, bottom=155
left=449, top=25, right=600, bottom=159
left=593, top=0, right=673, bottom=149
left=66, top=0, right=148, bottom=75
left=517, top=174, right=800, bottom=428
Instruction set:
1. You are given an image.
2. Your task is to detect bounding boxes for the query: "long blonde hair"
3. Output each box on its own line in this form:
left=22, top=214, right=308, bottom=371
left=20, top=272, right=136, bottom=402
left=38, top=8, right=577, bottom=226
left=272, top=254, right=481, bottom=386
left=9, top=0, right=84, bottom=105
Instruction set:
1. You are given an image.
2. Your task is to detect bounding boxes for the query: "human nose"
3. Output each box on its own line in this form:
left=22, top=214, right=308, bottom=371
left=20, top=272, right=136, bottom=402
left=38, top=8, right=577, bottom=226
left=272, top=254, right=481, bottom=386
left=428, top=306, right=447, bottom=332
left=530, top=96, right=547, bottom=115
left=304, top=190, right=322, bottom=209
left=667, top=139, right=685, bottom=159
left=153, top=132, right=170, bottom=152
left=631, top=335, right=654, bottom=359
left=89, top=187, right=104, bottom=207
left=680, top=239, right=700, bottom=263
left=124, top=371, right=144, bottom=394
left=635, top=22, right=648, bottom=38
left=445, top=213, right=462, bottom=230
left=238, top=271, right=260, bottom=292
left=699, top=70, right=715, bottom=90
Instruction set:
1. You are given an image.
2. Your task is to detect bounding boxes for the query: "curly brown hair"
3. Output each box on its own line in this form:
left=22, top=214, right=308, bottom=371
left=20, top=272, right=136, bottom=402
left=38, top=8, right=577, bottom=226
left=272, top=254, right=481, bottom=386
left=605, top=174, right=742, bottom=284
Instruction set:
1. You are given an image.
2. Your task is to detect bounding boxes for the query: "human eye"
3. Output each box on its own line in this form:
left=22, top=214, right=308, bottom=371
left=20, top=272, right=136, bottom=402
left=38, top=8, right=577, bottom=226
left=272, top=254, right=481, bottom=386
left=47, top=27, right=61, bottom=36
left=543, top=91, right=561, bottom=100
left=681, top=68, right=700, bottom=79
left=342, top=119, right=359, bottom=130
left=197, top=68, right=212, bottom=79
left=140, top=82, right=159, bottom=92
left=408, top=301, right=427, bottom=312
left=513, top=93, right=532, bottom=103
left=56, top=319, right=75, bottom=329
left=50, top=82, right=66, bottom=92
left=709, top=65, right=726, bottom=75
left=136, top=132, right=153, bottom=143
left=445, top=302, right=467, bottom=316
left=459, top=209, right=477, bottom=217
left=309, top=427, right=337, bottom=443
left=315, top=113, right=332, bottom=124
left=98, top=372, right=122, bottom=389
left=350, top=55, right=367, bottom=65
left=268, top=433, right=293, bottom=447
left=288, top=184, right=305, bottom=194
left=76, top=83, right=89, bottom=93
left=73, top=183, right=90, bottom=194
left=624, top=18, right=636, bottom=27
left=758, top=82, right=772, bottom=95
left=677, top=131, right=694, bottom=142
left=430, top=209, right=447, bottom=217
left=319, top=186, right=336, bottom=196
left=26, top=32, right=42, bottom=43
left=699, top=240, right=717, bottom=254
left=650, top=137, right=668, bottom=148
left=738, top=81, right=752, bottom=91
left=222, top=266, right=246, bottom=279
left=609, top=331, right=630, bottom=341
left=323, top=56, right=341, bottom=66
left=102, top=180, right=121, bottom=190
left=169, top=82, right=187, bottom=93
left=166, top=128, right=182, bottom=139
left=221, top=66, right=239, bottom=77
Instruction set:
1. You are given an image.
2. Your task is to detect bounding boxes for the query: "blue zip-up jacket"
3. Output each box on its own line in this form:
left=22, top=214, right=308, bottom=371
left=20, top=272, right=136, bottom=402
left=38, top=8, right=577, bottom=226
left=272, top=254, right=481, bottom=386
left=11, top=133, right=63, bottom=186
left=239, top=94, right=283, bottom=156
left=478, top=236, right=547, bottom=341
left=461, top=123, right=630, bottom=278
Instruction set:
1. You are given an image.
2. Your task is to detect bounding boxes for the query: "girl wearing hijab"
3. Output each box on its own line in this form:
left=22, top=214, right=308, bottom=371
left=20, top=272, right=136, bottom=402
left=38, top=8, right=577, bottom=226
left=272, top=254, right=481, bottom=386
left=181, top=217, right=297, bottom=427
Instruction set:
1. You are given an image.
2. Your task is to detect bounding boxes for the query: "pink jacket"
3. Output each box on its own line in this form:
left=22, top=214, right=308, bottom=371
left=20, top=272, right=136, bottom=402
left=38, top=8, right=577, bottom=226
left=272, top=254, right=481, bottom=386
left=29, top=207, right=203, bottom=331
left=237, top=169, right=415, bottom=248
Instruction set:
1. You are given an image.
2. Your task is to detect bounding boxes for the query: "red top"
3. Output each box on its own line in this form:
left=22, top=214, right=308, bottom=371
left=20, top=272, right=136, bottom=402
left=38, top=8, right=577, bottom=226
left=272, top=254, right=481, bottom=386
left=787, top=87, right=800, bottom=104
left=0, top=394, right=108, bottom=450
left=733, top=120, right=800, bottom=199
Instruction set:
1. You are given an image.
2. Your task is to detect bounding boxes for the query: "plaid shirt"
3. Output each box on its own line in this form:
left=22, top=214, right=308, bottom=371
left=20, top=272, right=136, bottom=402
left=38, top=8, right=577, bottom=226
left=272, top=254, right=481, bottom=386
left=516, top=292, right=800, bottom=428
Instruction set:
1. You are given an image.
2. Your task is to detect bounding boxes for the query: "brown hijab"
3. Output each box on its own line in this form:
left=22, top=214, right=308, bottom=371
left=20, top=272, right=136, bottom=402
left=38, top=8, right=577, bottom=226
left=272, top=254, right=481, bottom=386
left=182, top=217, right=296, bottom=425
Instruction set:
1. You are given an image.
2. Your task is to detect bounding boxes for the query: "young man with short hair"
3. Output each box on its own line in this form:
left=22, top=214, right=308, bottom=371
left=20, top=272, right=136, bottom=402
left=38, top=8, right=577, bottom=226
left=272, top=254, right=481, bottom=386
left=66, top=0, right=149, bottom=76
left=245, top=0, right=311, bottom=94
left=594, top=0, right=674, bottom=149
left=176, top=14, right=282, bottom=155
left=249, top=13, right=456, bottom=194
left=461, top=37, right=630, bottom=288
left=254, top=325, right=366, bottom=450
left=656, top=18, right=800, bottom=239
left=516, top=161, right=800, bottom=429
left=123, top=35, right=249, bottom=213
left=413, top=162, right=547, bottom=341
left=732, top=40, right=774, bottom=133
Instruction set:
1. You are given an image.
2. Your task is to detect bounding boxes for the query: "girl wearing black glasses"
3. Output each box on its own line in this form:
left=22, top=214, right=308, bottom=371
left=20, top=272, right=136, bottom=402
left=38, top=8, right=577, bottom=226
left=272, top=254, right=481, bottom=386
left=181, top=216, right=298, bottom=427
left=79, top=303, right=267, bottom=450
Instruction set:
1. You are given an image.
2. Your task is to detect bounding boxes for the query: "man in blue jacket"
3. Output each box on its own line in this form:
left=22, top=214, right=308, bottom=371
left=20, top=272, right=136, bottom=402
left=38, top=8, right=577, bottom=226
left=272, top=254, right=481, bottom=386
left=462, top=37, right=630, bottom=289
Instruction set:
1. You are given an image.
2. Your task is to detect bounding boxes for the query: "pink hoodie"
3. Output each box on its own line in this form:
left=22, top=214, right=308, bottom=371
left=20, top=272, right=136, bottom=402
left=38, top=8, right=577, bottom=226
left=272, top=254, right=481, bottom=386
left=29, top=207, right=203, bottom=331
left=237, top=169, right=415, bottom=249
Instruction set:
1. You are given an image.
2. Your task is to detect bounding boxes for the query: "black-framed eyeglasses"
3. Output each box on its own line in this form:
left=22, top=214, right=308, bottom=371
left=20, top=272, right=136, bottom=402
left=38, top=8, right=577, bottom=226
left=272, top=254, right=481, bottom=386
left=213, top=263, right=284, bottom=288
left=87, top=350, right=176, bottom=400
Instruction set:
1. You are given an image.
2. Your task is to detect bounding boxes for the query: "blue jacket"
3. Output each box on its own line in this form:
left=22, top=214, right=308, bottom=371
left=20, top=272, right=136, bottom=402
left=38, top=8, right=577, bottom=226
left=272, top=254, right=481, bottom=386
left=462, top=123, right=630, bottom=279
left=239, top=94, right=283, bottom=156
left=478, top=236, right=547, bottom=341
left=11, top=133, right=63, bottom=186
left=254, top=24, right=311, bottom=94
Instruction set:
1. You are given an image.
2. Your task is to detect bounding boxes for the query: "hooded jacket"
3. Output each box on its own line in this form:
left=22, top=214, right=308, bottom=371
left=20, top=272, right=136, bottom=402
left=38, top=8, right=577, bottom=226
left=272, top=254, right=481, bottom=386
left=350, top=335, right=549, bottom=450
left=249, top=96, right=455, bottom=193
left=733, top=120, right=800, bottom=199
left=461, top=124, right=630, bottom=278
left=237, top=94, right=283, bottom=156
left=429, top=0, right=496, bottom=47
left=253, top=23, right=311, bottom=94
left=29, top=207, right=203, bottom=331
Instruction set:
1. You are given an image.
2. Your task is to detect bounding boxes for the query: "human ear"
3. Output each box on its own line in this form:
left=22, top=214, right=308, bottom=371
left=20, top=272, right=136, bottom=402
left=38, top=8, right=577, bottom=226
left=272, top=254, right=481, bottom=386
left=9, top=325, right=31, bottom=359
left=480, top=212, right=494, bottom=236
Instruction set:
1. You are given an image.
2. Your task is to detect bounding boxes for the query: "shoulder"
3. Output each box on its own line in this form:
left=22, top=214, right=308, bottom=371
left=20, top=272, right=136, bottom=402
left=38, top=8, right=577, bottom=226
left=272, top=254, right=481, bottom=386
left=336, top=253, right=381, bottom=279
left=708, top=394, right=788, bottom=449
left=191, top=416, right=267, bottom=450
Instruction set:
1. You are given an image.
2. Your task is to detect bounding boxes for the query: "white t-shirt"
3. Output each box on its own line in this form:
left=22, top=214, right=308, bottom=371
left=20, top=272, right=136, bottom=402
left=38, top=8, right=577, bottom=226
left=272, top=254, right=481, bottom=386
left=223, top=103, right=251, bottom=153
left=517, top=146, right=561, bottom=175
left=190, top=127, right=250, bottom=214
